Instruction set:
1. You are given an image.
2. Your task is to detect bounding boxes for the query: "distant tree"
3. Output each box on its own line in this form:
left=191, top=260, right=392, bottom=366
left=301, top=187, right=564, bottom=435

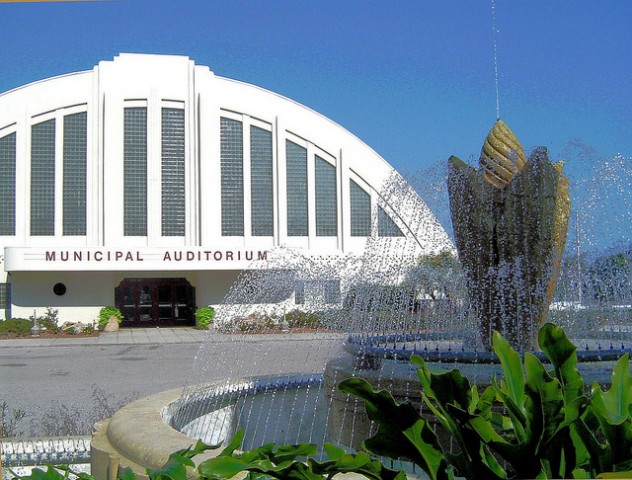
left=586, top=244, right=632, bottom=304
left=405, top=250, right=466, bottom=305
left=555, top=253, right=590, bottom=304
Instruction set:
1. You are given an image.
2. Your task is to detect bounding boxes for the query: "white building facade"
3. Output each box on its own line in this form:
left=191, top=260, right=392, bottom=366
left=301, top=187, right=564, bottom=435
left=0, top=53, right=450, bottom=326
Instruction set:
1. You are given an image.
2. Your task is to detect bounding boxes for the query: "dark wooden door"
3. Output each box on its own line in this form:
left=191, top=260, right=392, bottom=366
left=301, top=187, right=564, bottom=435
left=115, top=278, right=195, bottom=326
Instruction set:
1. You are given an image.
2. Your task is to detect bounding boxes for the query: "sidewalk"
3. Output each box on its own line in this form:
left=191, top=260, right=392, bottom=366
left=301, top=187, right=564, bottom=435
left=0, top=327, right=208, bottom=347
left=0, top=328, right=346, bottom=348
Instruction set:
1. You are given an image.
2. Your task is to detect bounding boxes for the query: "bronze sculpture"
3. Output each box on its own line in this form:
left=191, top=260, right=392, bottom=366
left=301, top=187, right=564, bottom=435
left=448, top=120, right=570, bottom=351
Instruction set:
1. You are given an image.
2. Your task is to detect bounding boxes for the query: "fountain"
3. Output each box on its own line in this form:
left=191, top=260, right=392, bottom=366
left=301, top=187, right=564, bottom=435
left=91, top=122, right=631, bottom=480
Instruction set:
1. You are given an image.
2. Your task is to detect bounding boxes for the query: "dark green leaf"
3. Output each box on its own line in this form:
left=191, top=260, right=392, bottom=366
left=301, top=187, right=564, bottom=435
left=271, top=443, right=318, bottom=464
left=591, top=354, right=632, bottom=425
left=539, top=323, right=586, bottom=424
left=198, top=456, right=261, bottom=479
left=339, top=376, right=448, bottom=480
left=322, top=443, right=345, bottom=461
left=493, top=330, right=525, bottom=408
left=220, top=429, right=244, bottom=457
left=117, top=467, right=138, bottom=480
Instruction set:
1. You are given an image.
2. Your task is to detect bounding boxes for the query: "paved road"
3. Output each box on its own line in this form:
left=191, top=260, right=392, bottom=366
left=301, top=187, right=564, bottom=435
left=0, top=330, right=346, bottom=437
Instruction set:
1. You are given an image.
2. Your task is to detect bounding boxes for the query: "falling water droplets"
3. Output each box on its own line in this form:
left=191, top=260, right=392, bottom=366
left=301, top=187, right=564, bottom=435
left=491, top=0, right=501, bottom=119
left=170, top=147, right=630, bottom=472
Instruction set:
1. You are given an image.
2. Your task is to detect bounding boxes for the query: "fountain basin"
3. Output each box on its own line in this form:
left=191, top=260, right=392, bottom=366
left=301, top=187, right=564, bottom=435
left=91, top=354, right=623, bottom=480
left=90, top=367, right=419, bottom=480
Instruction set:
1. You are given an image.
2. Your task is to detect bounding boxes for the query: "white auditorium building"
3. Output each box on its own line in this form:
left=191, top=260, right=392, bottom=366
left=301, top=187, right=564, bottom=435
left=0, top=53, right=451, bottom=326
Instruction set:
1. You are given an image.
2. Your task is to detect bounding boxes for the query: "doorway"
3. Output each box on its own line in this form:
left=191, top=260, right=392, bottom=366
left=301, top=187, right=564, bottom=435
left=115, top=278, right=196, bottom=326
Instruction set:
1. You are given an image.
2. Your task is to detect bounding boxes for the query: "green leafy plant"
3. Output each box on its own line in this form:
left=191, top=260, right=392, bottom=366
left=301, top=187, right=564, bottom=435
left=99, top=306, right=123, bottom=327
left=82, top=322, right=96, bottom=334
left=197, top=429, right=404, bottom=479
left=9, top=431, right=405, bottom=480
left=573, top=353, right=632, bottom=477
left=284, top=309, right=323, bottom=329
left=194, top=306, right=216, bottom=330
left=9, top=465, right=94, bottom=480
left=37, top=307, right=60, bottom=332
left=340, top=323, right=632, bottom=480
left=0, top=318, right=32, bottom=335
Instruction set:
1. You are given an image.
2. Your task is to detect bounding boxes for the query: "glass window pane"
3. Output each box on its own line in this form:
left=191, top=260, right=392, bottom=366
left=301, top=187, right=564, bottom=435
left=162, top=108, right=185, bottom=236
left=315, top=156, right=337, bottom=236
left=0, top=132, right=16, bottom=236
left=31, top=119, right=55, bottom=236
left=124, top=107, right=147, bottom=236
left=220, top=117, right=244, bottom=236
left=63, top=112, right=87, bottom=236
left=378, top=206, right=404, bottom=237
left=286, top=140, right=308, bottom=236
left=250, top=126, right=273, bottom=236
left=350, top=179, right=371, bottom=236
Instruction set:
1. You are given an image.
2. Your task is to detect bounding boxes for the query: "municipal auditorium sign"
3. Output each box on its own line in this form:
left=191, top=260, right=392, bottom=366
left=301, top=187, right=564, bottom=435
left=3, top=247, right=270, bottom=272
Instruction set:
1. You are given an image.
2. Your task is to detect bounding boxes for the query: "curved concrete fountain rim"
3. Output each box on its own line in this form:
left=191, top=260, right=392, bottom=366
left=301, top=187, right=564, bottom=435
left=345, top=332, right=632, bottom=364
left=169, top=373, right=325, bottom=430
left=102, top=375, right=327, bottom=472
left=104, top=387, right=197, bottom=471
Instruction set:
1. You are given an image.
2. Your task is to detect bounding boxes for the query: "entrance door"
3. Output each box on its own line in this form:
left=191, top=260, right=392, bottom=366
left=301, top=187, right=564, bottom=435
left=115, top=278, right=196, bottom=326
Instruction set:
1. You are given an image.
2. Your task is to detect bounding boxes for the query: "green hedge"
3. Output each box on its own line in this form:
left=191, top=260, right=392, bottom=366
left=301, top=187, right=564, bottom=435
left=0, top=318, right=32, bottom=335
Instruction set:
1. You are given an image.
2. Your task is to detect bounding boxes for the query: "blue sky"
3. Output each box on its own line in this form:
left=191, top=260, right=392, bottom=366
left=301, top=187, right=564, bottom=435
left=1, top=0, right=630, bottom=249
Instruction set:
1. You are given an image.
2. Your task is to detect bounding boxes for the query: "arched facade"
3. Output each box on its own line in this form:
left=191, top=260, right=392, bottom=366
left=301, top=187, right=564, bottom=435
left=0, top=53, right=451, bottom=324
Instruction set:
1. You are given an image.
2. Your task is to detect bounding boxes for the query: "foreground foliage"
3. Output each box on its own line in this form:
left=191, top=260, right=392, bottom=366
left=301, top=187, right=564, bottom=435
left=98, top=307, right=123, bottom=327
left=9, top=430, right=405, bottom=480
left=340, top=322, right=632, bottom=479
left=194, top=306, right=216, bottom=330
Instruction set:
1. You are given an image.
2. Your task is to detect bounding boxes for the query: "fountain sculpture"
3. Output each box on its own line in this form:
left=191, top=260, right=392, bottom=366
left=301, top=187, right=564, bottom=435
left=448, top=119, right=571, bottom=351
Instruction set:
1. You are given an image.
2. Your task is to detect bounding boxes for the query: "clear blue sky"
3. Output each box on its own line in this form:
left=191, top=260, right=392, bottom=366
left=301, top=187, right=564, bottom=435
left=1, top=0, right=630, bottom=249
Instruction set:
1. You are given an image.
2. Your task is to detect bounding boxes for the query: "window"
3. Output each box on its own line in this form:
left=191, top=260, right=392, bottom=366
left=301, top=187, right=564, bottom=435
left=324, top=280, right=341, bottom=304
left=315, top=156, right=337, bottom=236
left=0, top=283, right=10, bottom=317
left=124, top=107, right=147, bottom=236
left=0, top=132, right=16, bottom=236
left=161, top=108, right=185, bottom=236
left=295, top=283, right=305, bottom=305
left=220, top=117, right=244, bottom=236
left=350, top=179, right=371, bottom=236
left=378, top=206, right=404, bottom=237
left=31, top=119, right=56, bottom=236
left=63, top=112, right=87, bottom=235
left=286, top=140, right=308, bottom=236
left=250, top=126, right=273, bottom=236
left=294, top=280, right=340, bottom=305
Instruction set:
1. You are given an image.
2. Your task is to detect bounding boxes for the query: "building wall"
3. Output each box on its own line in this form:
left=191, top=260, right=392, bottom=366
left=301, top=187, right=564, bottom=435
left=0, top=53, right=452, bottom=323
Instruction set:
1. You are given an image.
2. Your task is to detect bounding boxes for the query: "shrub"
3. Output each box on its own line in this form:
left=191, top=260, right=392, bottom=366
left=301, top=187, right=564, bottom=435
left=194, top=306, right=216, bottom=330
left=1, top=401, right=27, bottom=438
left=284, top=309, right=323, bottom=329
left=82, top=322, right=96, bottom=334
left=35, top=307, right=61, bottom=333
left=99, top=306, right=123, bottom=327
left=242, top=313, right=277, bottom=332
left=0, top=318, right=32, bottom=335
